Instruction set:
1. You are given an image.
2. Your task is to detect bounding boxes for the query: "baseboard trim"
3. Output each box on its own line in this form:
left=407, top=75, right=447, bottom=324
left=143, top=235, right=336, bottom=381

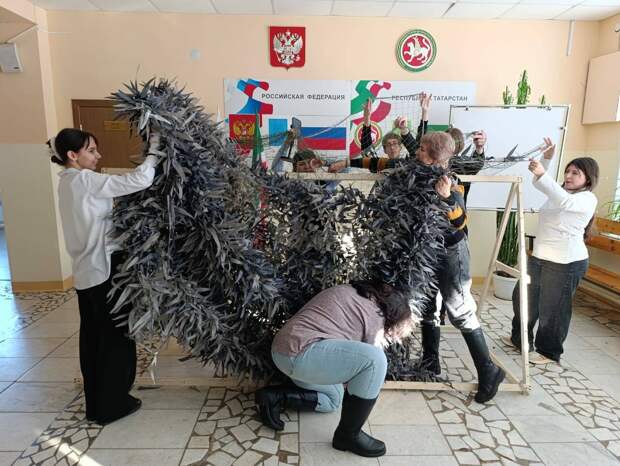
left=472, top=276, right=485, bottom=285
left=11, top=276, right=73, bottom=292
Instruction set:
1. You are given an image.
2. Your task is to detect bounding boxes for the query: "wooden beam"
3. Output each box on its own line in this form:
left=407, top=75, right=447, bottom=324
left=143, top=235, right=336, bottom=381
left=490, top=353, right=519, bottom=384
left=516, top=181, right=531, bottom=387
left=584, top=264, right=620, bottom=294
left=478, top=183, right=517, bottom=314
left=288, top=173, right=523, bottom=183
left=382, top=381, right=523, bottom=392
left=595, top=217, right=620, bottom=236
left=587, top=235, right=620, bottom=255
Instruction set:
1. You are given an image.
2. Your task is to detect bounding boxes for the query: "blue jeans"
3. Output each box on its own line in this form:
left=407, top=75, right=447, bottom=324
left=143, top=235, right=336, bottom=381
left=422, top=239, right=480, bottom=332
left=511, top=255, right=588, bottom=362
left=272, top=339, right=387, bottom=412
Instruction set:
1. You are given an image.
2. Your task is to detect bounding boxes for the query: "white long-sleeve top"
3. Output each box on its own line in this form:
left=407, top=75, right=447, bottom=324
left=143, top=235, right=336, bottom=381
left=532, top=159, right=597, bottom=264
left=58, top=156, right=157, bottom=290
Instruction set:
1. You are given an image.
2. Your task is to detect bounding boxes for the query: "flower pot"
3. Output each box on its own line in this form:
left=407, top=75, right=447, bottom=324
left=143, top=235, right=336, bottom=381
left=493, top=272, right=518, bottom=301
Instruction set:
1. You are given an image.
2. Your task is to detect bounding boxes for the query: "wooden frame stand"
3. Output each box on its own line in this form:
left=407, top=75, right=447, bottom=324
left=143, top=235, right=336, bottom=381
left=124, top=172, right=531, bottom=395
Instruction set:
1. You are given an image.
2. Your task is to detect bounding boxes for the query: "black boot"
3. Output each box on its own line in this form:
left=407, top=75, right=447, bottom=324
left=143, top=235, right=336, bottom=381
left=463, top=328, right=505, bottom=403
left=255, top=386, right=318, bottom=431
left=416, top=323, right=441, bottom=375
left=332, top=391, right=386, bottom=458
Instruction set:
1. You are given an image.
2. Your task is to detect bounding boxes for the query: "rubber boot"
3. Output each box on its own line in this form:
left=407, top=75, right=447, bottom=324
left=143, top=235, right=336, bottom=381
left=332, top=391, right=386, bottom=458
left=416, top=323, right=441, bottom=375
left=463, top=328, right=506, bottom=403
left=255, top=386, right=318, bottom=431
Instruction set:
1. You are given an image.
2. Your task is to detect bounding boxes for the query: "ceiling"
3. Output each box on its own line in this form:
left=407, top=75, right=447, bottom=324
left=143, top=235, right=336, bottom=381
left=28, top=0, right=620, bottom=21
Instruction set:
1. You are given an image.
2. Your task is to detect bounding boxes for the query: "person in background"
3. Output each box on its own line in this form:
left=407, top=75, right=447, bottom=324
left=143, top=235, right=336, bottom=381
left=50, top=128, right=160, bottom=425
left=328, top=93, right=432, bottom=173
left=504, top=139, right=599, bottom=365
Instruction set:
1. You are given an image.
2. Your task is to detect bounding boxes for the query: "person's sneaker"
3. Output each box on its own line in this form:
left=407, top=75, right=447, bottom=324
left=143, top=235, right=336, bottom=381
left=528, top=352, right=555, bottom=365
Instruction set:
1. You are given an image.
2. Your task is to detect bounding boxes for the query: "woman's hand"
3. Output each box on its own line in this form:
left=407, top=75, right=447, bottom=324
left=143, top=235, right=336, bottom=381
left=528, top=159, right=546, bottom=177
left=328, top=160, right=347, bottom=173
left=420, top=92, right=432, bottom=121
left=148, top=131, right=161, bottom=154
left=394, top=116, right=409, bottom=135
left=542, top=137, right=555, bottom=160
left=473, top=130, right=486, bottom=154
left=363, top=98, right=372, bottom=126
left=435, top=175, right=452, bottom=198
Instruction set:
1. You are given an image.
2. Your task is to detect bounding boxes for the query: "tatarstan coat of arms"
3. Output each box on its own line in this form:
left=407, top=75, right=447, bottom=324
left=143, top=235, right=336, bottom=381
left=396, top=29, right=437, bottom=73
left=269, top=26, right=305, bottom=69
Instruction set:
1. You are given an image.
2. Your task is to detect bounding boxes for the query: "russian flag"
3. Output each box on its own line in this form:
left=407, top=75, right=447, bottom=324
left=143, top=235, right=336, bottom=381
left=300, top=127, right=347, bottom=150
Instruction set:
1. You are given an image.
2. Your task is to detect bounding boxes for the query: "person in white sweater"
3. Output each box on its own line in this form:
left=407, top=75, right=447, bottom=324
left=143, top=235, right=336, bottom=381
left=49, top=128, right=160, bottom=424
left=504, top=138, right=599, bottom=364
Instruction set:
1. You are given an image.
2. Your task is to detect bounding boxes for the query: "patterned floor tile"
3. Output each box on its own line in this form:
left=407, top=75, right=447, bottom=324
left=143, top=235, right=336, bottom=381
left=184, top=387, right=299, bottom=466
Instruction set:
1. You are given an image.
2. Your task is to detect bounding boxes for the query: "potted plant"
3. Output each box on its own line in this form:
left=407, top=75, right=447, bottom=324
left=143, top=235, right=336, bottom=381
left=492, top=71, right=534, bottom=299
left=493, top=210, right=519, bottom=299
left=606, top=186, right=620, bottom=221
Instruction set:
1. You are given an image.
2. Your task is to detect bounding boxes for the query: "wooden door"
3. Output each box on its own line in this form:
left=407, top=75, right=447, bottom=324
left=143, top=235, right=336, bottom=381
left=72, top=100, right=143, bottom=171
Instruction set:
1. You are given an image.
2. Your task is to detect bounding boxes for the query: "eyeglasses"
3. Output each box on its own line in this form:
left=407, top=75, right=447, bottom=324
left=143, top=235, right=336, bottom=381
left=384, top=141, right=401, bottom=148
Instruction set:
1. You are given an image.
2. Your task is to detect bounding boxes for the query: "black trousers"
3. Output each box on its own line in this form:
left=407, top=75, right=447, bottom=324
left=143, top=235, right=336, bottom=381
left=76, top=253, right=136, bottom=423
left=511, top=255, right=588, bottom=362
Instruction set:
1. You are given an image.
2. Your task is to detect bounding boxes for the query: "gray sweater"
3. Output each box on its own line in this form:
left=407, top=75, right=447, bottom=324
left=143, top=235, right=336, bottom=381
left=272, top=285, right=385, bottom=356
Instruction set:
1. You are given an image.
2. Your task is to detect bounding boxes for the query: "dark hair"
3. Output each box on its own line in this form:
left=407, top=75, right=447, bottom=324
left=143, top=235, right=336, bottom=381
left=564, top=157, right=600, bottom=240
left=292, top=148, right=317, bottom=165
left=565, top=157, right=599, bottom=191
left=48, top=128, right=98, bottom=166
left=350, top=280, right=410, bottom=333
left=445, top=127, right=464, bottom=155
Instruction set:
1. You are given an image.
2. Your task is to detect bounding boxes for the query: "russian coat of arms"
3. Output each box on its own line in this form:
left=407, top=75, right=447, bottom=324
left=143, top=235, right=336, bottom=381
left=269, top=26, right=305, bottom=69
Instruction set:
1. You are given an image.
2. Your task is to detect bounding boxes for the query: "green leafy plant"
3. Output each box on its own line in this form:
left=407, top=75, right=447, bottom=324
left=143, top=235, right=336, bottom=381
left=502, top=86, right=513, bottom=105
left=497, top=70, right=535, bottom=272
left=606, top=185, right=620, bottom=221
left=516, top=70, right=531, bottom=105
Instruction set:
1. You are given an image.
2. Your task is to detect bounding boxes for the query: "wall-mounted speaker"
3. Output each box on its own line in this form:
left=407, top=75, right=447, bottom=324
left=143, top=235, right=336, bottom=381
left=0, top=43, right=23, bottom=73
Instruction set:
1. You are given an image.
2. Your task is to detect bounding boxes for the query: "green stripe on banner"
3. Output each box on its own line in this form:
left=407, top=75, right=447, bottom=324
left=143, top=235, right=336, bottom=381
left=427, top=124, right=450, bottom=132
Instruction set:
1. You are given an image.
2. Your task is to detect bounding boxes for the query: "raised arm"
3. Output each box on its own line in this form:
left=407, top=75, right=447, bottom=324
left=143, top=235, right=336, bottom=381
left=81, top=156, right=157, bottom=198
left=360, top=98, right=373, bottom=151
left=81, top=133, right=160, bottom=198
left=529, top=138, right=596, bottom=213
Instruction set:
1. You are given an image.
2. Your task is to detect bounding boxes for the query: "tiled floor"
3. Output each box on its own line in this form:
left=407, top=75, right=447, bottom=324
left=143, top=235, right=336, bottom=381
left=0, top=283, right=619, bottom=466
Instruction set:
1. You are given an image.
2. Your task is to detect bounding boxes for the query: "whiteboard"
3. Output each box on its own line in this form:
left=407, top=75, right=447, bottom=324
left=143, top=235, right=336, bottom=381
left=449, top=105, right=569, bottom=212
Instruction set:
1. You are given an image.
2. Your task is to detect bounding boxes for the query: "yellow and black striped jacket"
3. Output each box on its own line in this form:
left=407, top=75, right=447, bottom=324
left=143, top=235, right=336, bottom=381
left=444, top=182, right=468, bottom=246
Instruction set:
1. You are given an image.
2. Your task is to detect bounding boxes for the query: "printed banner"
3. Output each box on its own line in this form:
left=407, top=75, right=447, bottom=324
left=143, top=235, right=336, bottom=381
left=224, top=78, right=476, bottom=158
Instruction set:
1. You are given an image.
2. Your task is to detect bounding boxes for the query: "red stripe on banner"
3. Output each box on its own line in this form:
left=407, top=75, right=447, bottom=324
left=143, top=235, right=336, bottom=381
left=302, top=138, right=347, bottom=150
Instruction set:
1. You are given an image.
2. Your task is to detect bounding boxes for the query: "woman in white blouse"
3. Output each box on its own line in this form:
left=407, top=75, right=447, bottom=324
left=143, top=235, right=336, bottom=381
left=505, top=138, right=599, bottom=364
left=50, top=128, right=159, bottom=424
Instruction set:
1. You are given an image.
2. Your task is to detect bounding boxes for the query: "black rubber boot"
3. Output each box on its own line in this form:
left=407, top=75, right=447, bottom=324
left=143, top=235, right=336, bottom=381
left=416, top=323, right=441, bottom=375
left=255, top=386, right=318, bottom=431
left=463, top=328, right=506, bottom=403
left=332, top=391, right=386, bottom=458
